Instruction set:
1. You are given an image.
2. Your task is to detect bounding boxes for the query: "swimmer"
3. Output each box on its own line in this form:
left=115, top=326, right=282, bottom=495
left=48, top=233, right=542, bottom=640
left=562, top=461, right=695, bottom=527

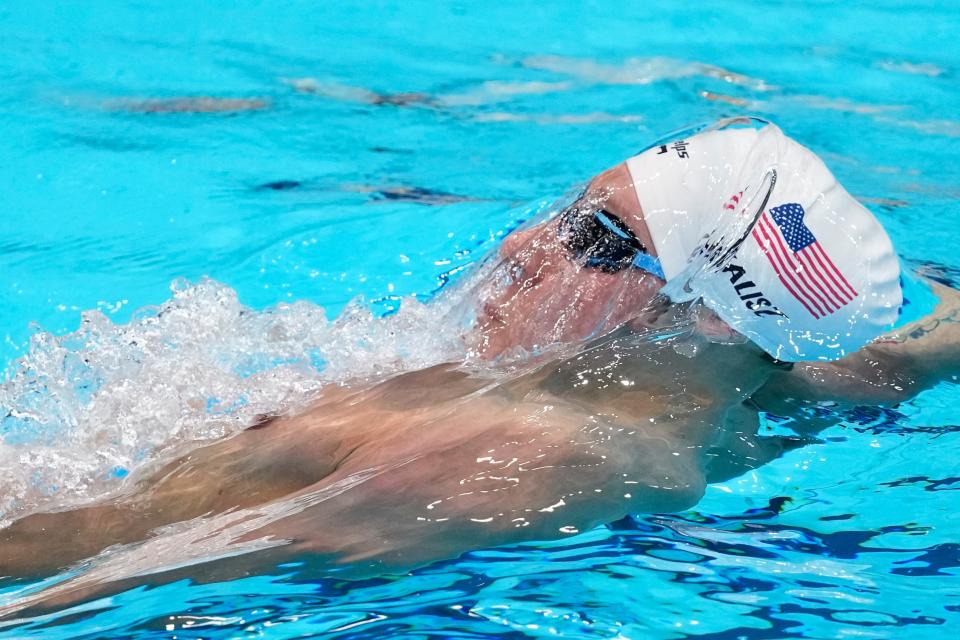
left=3, top=119, right=959, bottom=615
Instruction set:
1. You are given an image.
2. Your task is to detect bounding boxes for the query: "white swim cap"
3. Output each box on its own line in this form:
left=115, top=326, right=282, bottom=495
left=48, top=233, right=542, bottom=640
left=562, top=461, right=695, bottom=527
left=626, top=119, right=902, bottom=362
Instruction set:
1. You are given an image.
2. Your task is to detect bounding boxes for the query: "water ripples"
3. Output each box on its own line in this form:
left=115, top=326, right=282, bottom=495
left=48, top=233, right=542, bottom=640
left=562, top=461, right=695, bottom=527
left=5, top=490, right=955, bottom=638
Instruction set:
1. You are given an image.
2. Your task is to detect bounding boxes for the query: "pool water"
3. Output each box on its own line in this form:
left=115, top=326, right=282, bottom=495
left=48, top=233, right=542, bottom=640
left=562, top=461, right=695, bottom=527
left=2, top=0, right=959, bottom=637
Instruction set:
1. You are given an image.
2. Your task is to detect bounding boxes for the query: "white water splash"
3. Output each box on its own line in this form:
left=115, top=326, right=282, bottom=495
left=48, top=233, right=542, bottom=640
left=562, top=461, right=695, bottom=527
left=0, top=275, right=479, bottom=524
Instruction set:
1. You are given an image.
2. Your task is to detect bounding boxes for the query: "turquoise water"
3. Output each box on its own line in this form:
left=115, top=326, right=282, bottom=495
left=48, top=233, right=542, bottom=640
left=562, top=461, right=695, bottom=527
left=1, top=0, right=959, bottom=637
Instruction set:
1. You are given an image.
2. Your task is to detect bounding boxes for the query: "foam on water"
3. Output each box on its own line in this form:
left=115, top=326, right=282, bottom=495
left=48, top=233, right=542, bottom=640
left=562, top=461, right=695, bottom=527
left=0, top=274, right=482, bottom=524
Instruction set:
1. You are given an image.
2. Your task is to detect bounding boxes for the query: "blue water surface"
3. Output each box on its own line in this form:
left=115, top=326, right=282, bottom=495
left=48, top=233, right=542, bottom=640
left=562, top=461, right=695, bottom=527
left=1, top=0, right=959, bottom=637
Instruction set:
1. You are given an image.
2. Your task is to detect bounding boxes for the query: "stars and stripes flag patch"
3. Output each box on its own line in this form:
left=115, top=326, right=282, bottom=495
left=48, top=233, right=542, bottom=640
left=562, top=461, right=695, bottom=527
left=751, top=202, right=858, bottom=319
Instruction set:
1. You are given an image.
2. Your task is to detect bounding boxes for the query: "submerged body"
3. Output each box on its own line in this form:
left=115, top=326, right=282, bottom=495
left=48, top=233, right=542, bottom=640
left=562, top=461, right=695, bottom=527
left=2, top=334, right=764, bottom=569
left=3, top=279, right=959, bottom=616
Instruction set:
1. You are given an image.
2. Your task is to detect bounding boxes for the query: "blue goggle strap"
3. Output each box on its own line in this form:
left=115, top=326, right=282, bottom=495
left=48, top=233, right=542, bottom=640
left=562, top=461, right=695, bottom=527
left=631, top=251, right=666, bottom=280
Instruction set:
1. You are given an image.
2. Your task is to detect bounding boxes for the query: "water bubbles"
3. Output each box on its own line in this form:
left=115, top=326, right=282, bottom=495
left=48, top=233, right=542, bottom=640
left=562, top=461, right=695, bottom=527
left=0, top=276, right=472, bottom=524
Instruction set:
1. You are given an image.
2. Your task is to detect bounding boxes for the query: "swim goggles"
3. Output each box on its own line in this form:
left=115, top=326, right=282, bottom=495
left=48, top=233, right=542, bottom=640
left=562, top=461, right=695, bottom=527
left=557, top=205, right=665, bottom=279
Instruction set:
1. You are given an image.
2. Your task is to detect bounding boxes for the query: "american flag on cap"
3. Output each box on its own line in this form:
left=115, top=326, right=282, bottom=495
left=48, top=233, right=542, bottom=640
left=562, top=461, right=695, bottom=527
left=752, top=202, right=858, bottom=319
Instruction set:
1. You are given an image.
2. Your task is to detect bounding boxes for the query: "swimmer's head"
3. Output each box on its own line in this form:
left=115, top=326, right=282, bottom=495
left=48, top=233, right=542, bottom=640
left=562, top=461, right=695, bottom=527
left=477, top=119, right=902, bottom=363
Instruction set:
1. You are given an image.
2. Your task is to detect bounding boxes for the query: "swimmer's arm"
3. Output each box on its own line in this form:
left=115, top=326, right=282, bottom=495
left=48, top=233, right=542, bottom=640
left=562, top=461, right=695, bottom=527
left=0, top=413, right=342, bottom=577
left=754, top=282, right=960, bottom=408
left=0, top=392, right=706, bottom=617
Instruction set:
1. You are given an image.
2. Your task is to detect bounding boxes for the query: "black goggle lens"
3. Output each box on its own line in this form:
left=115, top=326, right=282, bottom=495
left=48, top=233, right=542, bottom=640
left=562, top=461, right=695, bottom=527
left=557, top=207, right=646, bottom=273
